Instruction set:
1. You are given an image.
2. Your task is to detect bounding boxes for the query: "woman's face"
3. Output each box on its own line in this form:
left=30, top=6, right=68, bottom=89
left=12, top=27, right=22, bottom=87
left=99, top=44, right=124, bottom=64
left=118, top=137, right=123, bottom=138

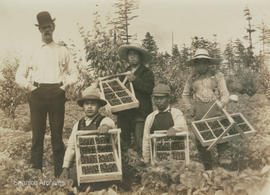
left=193, top=59, right=210, bottom=74
left=127, top=50, right=141, bottom=66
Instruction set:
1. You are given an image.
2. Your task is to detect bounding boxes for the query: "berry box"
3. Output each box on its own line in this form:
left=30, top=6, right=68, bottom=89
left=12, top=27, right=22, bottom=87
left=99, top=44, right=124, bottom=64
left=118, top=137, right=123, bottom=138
left=75, top=129, right=122, bottom=185
left=99, top=77, right=139, bottom=113
left=192, top=113, right=256, bottom=147
left=150, top=130, right=190, bottom=165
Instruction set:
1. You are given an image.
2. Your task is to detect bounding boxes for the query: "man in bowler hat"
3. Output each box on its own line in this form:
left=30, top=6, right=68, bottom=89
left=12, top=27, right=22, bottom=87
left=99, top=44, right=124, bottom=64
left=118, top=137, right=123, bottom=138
left=16, top=11, right=78, bottom=177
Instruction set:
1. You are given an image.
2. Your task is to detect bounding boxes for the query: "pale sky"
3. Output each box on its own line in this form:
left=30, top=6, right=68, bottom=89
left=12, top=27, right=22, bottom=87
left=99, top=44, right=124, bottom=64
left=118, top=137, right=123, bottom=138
left=0, top=0, right=270, bottom=60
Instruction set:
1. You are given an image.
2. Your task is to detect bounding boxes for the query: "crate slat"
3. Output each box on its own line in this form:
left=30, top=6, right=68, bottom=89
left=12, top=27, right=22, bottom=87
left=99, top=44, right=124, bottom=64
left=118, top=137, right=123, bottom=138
left=75, top=129, right=122, bottom=186
left=150, top=130, right=189, bottom=165
left=192, top=113, right=256, bottom=147
left=99, top=77, right=139, bottom=113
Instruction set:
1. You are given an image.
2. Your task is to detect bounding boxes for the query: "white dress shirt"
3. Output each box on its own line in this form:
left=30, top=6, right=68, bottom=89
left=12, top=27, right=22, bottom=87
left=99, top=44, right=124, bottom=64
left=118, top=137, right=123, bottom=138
left=142, top=106, right=188, bottom=163
left=15, top=41, right=78, bottom=90
left=62, top=116, right=115, bottom=168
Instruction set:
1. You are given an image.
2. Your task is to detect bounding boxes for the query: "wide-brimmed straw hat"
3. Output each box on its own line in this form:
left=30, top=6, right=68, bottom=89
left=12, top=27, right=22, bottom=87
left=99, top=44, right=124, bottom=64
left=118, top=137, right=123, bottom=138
left=118, top=43, right=152, bottom=64
left=35, top=11, right=55, bottom=27
left=189, top=48, right=221, bottom=65
left=152, top=84, right=171, bottom=97
left=77, top=87, right=107, bottom=107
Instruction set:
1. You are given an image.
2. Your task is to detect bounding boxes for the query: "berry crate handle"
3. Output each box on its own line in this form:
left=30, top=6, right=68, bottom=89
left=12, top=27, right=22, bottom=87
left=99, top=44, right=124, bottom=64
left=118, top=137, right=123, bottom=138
left=149, top=130, right=188, bottom=138
left=201, top=100, right=235, bottom=124
left=98, top=71, right=131, bottom=81
left=204, top=100, right=246, bottom=151
left=75, top=129, right=121, bottom=136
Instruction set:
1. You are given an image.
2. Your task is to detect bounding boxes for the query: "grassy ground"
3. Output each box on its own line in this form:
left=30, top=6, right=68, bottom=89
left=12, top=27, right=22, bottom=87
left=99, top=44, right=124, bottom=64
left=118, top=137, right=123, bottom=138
left=0, top=94, right=270, bottom=194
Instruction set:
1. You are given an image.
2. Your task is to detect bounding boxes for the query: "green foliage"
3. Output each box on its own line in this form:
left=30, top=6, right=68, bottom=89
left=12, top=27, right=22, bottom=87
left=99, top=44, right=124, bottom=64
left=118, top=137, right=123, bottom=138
left=79, top=11, right=127, bottom=80
left=227, top=67, right=259, bottom=96
left=223, top=39, right=259, bottom=75
left=111, top=0, right=139, bottom=43
left=142, top=32, right=158, bottom=69
left=152, top=52, right=188, bottom=103
left=0, top=56, right=27, bottom=118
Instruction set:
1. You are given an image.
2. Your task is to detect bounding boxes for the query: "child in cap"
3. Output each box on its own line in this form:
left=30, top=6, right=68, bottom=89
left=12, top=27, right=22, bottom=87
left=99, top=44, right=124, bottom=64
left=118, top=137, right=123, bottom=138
left=60, top=86, right=115, bottom=179
left=142, top=83, right=188, bottom=163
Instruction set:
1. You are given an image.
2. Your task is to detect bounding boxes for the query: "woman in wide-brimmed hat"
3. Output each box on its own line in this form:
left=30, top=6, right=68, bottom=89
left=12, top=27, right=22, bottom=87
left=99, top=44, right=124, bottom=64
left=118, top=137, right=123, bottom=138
left=182, top=48, right=231, bottom=170
left=117, top=43, right=155, bottom=155
left=118, top=43, right=152, bottom=65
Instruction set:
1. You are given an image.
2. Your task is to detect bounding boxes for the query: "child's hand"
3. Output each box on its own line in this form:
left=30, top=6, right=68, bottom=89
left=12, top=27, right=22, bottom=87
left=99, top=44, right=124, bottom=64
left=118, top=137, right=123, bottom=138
left=98, top=124, right=110, bottom=134
left=126, top=73, right=136, bottom=82
left=167, top=127, right=177, bottom=136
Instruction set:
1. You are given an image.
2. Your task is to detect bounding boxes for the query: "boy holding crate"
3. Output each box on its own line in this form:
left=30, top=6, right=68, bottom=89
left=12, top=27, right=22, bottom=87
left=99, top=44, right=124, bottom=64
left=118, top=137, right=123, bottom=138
left=142, top=84, right=188, bottom=163
left=60, top=86, right=115, bottom=179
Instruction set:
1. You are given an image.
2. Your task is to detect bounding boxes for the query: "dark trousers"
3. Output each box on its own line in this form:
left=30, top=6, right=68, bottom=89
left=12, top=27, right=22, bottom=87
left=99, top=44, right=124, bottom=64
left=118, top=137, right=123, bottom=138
left=195, top=139, right=229, bottom=170
left=29, top=84, right=65, bottom=177
left=117, top=111, right=145, bottom=155
left=193, top=100, right=228, bottom=170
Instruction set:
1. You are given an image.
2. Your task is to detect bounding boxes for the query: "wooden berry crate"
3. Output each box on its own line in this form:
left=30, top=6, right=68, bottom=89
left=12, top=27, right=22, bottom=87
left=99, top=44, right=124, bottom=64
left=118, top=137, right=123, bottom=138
left=150, top=130, right=190, bottom=165
left=192, top=113, right=256, bottom=147
left=99, top=76, right=139, bottom=113
left=75, top=129, right=122, bottom=186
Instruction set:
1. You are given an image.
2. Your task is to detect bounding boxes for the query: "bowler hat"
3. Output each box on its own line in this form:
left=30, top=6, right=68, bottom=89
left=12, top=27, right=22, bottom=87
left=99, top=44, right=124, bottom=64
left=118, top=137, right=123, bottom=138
left=77, top=87, right=107, bottom=107
left=35, top=11, right=55, bottom=27
left=118, top=43, right=152, bottom=64
left=189, top=48, right=221, bottom=65
left=152, top=84, right=171, bottom=96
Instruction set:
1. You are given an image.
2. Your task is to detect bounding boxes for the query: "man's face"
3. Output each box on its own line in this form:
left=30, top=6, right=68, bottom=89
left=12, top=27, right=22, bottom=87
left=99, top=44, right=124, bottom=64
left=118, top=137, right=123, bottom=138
left=83, top=100, right=100, bottom=118
left=39, top=23, right=55, bottom=44
left=153, top=95, right=170, bottom=111
left=127, top=50, right=141, bottom=66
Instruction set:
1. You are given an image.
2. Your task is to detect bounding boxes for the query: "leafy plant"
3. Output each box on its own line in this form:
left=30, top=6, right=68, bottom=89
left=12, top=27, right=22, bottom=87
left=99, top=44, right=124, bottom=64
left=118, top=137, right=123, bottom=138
left=0, top=55, right=28, bottom=119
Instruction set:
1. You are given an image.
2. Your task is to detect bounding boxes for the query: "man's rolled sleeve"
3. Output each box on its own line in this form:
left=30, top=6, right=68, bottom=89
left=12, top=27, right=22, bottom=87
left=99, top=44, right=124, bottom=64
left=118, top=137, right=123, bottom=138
left=100, top=117, right=116, bottom=128
left=171, top=108, right=188, bottom=132
left=15, top=57, right=32, bottom=89
left=62, top=48, right=78, bottom=88
left=62, top=122, right=78, bottom=168
left=142, top=113, right=155, bottom=163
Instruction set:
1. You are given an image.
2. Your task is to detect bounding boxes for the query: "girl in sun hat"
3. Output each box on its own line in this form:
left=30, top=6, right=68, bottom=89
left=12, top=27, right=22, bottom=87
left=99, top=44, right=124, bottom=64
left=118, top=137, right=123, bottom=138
left=182, top=48, right=231, bottom=170
left=117, top=43, right=155, bottom=155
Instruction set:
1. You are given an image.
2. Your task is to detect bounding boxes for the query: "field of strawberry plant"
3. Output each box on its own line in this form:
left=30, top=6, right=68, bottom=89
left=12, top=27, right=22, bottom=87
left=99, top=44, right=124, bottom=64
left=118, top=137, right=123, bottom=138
left=0, top=93, right=270, bottom=194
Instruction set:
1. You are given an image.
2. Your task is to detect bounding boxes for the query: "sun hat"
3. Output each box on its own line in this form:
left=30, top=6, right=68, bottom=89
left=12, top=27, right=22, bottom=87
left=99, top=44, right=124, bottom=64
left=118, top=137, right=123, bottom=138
left=35, top=11, right=55, bottom=27
left=77, top=87, right=107, bottom=107
left=118, top=43, right=152, bottom=64
left=152, top=84, right=171, bottom=96
left=189, top=48, right=221, bottom=65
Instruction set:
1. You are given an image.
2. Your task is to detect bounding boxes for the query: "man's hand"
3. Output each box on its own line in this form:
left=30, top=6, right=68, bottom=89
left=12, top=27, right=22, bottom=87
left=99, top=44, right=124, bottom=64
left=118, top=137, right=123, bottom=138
left=98, top=124, right=111, bottom=134
left=167, top=127, right=177, bottom=136
left=60, top=85, right=66, bottom=91
left=59, top=168, right=69, bottom=180
left=27, top=84, right=37, bottom=91
left=126, top=73, right=136, bottom=82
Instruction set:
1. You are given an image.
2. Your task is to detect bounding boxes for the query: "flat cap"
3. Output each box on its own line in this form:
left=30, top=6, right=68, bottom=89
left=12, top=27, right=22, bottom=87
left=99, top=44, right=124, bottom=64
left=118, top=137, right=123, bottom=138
left=152, top=84, right=171, bottom=96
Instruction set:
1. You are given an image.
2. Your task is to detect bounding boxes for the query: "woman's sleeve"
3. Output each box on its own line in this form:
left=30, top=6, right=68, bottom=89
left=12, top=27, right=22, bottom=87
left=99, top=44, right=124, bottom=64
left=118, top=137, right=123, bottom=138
left=182, top=75, right=193, bottom=110
left=216, top=72, right=229, bottom=105
left=142, top=114, right=153, bottom=163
